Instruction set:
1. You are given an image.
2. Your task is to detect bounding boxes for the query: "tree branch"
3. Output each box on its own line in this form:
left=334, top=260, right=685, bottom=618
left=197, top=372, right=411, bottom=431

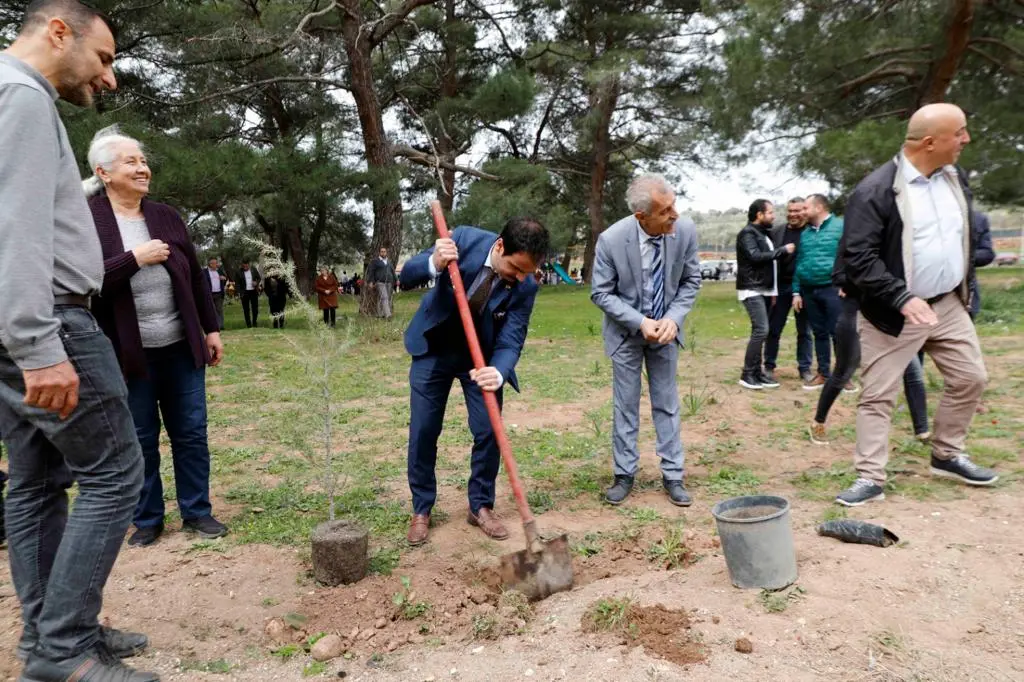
left=837, top=61, right=920, bottom=96
left=392, top=144, right=500, bottom=180
left=483, top=124, right=522, bottom=158
left=369, top=0, right=436, bottom=46
left=128, top=75, right=350, bottom=107
left=967, top=46, right=1024, bottom=76
left=970, top=36, right=1024, bottom=62
left=284, top=0, right=340, bottom=47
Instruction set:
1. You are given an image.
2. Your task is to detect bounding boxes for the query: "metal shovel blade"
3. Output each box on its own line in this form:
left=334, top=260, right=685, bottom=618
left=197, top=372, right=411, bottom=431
left=497, top=534, right=574, bottom=601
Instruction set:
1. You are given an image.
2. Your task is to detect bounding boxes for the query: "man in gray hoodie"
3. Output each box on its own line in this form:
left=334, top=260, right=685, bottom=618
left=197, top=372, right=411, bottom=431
left=0, top=2, right=156, bottom=680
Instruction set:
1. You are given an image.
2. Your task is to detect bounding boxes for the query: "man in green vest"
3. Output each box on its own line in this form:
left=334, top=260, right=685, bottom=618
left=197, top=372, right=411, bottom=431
left=792, top=194, right=844, bottom=390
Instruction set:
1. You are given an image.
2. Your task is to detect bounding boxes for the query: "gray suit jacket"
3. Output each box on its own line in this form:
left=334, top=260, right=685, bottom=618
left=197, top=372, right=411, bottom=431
left=591, top=215, right=702, bottom=356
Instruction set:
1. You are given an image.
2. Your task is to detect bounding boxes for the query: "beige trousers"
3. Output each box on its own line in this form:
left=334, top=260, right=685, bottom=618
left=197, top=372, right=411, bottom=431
left=854, top=294, right=987, bottom=484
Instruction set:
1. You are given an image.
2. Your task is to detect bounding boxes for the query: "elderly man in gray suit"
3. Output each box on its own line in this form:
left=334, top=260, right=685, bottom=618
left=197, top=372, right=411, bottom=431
left=591, top=174, right=702, bottom=507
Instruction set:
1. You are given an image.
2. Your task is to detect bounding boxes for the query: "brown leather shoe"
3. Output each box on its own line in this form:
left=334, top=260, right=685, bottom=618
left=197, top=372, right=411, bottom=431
left=407, top=514, right=430, bottom=546
left=467, top=507, right=509, bottom=541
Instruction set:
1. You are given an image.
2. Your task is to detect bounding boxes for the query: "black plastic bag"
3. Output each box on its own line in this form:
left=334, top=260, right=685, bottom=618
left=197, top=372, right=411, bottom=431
left=817, top=520, right=899, bottom=547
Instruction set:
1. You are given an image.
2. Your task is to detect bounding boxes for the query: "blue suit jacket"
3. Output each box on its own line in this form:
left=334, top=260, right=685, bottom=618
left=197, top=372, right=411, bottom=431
left=401, top=226, right=538, bottom=392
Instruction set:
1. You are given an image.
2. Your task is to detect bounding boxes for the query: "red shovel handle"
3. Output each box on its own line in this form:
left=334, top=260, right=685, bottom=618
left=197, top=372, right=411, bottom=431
left=428, top=201, right=536, bottom=536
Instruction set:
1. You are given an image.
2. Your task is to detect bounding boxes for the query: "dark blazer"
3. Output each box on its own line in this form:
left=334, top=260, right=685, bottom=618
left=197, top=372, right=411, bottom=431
left=736, top=222, right=788, bottom=291
left=89, top=195, right=219, bottom=380
left=367, top=257, right=396, bottom=284
left=400, top=226, right=537, bottom=392
left=769, top=224, right=804, bottom=288
left=204, top=267, right=227, bottom=295
left=840, top=157, right=976, bottom=337
left=969, top=210, right=994, bottom=316
left=235, top=266, right=262, bottom=292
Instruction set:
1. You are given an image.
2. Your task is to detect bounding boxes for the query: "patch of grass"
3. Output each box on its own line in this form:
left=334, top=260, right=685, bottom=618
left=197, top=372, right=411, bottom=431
left=695, top=438, right=741, bottom=467
left=885, top=476, right=964, bottom=502
left=392, top=576, right=431, bottom=620
left=791, top=464, right=856, bottom=502
left=302, top=661, right=328, bottom=677
left=682, top=383, right=717, bottom=418
left=261, top=597, right=279, bottom=607
left=871, top=628, right=906, bottom=656
left=472, top=614, right=498, bottom=639
left=571, top=532, right=602, bottom=557
left=369, top=548, right=401, bottom=575
left=306, top=632, right=327, bottom=647
left=758, top=585, right=805, bottom=613
left=583, top=597, right=637, bottom=636
left=270, top=644, right=302, bottom=660
left=526, top=489, right=556, bottom=514
left=647, top=527, right=692, bottom=569
left=617, top=506, right=661, bottom=523
left=701, top=466, right=761, bottom=497
left=820, top=506, right=847, bottom=523
left=180, top=658, right=234, bottom=674
left=184, top=540, right=227, bottom=554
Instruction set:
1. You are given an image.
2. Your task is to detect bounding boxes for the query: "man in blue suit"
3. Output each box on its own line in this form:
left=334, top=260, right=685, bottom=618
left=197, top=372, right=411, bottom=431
left=400, top=218, right=550, bottom=545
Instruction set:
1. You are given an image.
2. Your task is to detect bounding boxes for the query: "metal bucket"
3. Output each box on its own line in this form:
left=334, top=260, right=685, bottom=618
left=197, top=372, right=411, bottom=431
left=711, top=495, right=797, bottom=590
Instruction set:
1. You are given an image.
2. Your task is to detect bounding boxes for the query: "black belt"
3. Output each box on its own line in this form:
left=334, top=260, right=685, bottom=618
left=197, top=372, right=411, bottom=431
left=926, top=292, right=950, bottom=306
left=54, top=294, right=90, bottom=308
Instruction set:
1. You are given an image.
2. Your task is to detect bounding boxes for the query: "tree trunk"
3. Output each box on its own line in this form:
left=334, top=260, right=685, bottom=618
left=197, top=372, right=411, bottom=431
left=285, top=222, right=311, bottom=296
left=435, top=0, right=459, bottom=212
left=581, top=76, right=620, bottom=284
left=339, top=2, right=405, bottom=315
left=917, top=0, right=976, bottom=106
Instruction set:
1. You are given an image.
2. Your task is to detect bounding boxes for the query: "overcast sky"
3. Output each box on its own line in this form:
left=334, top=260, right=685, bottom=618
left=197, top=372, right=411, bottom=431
left=676, top=157, right=831, bottom=214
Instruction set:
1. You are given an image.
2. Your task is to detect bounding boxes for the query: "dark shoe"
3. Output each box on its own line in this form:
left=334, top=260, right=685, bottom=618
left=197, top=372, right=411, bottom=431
left=467, top=507, right=509, bottom=541
left=127, top=524, right=163, bottom=547
left=738, top=372, right=763, bottom=390
left=604, top=475, right=634, bottom=505
left=662, top=479, right=692, bottom=507
left=19, top=628, right=149, bottom=663
left=758, top=370, right=780, bottom=388
left=182, top=516, right=228, bottom=539
left=930, top=454, right=999, bottom=486
left=835, top=478, right=885, bottom=507
left=803, top=373, right=827, bottom=390
left=20, top=642, right=159, bottom=682
left=407, top=514, right=430, bottom=546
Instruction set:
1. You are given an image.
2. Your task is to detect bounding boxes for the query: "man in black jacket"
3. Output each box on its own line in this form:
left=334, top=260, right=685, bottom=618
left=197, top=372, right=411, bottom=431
left=735, top=199, right=796, bottom=390
left=236, top=259, right=262, bottom=328
left=367, top=247, right=397, bottom=318
left=835, top=103, right=996, bottom=507
left=765, top=197, right=813, bottom=384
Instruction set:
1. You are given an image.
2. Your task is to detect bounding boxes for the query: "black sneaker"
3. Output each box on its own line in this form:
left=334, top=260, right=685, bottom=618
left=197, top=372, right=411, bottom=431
left=739, top=372, right=763, bottom=390
left=604, top=475, right=634, bottom=505
left=835, top=478, right=886, bottom=507
left=182, top=515, right=229, bottom=539
left=930, top=454, right=999, bottom=486
left=662, top=479, right=692, bottom=507
left=758, top=370, right=780, bottom=388
left=21, top=641, right=159, bottom=682
left=18, top=627, right=148, bottom=663
left=127, top=524, right=163, bottom=547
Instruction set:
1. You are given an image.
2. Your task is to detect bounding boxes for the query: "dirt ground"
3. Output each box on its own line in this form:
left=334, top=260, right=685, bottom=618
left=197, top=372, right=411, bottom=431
left=1, top=334, right=1022, bottom=681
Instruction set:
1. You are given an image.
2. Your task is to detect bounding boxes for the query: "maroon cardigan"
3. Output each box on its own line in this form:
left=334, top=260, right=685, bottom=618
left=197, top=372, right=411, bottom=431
left=89, top=195, right=219, bottom=380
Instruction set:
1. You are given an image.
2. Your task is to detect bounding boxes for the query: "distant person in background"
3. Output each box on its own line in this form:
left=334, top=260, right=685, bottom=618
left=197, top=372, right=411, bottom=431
left=236, top=259, right=262, bottom=328
left=833, top=103, right=996, bottom=507
left=85, top=127, right=229, bottom=547
left=764, top=197, right=813, bottom=384
left=591, top=174, right=702, bottom=507
left=315, top=266, right=339, bottom=327
left=367, top=246, right=396, bottom=318
left=206, top=256, right=227, bottom=330
left=791, top=194, right=845, bottom=390
left=265, top=274, right=290, bottom=328
left=735, top=199, right=795, bottom=389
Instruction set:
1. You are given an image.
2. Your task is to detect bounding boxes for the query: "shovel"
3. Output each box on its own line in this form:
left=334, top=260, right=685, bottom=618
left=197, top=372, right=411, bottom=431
left=428, top=201, right=574, bottom=601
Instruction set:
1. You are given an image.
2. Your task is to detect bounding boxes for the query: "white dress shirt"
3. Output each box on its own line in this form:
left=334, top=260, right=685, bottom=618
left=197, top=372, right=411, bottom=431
left=207, top=268, right=221, bottom=293
left=427, top=246, right=503, bottom=388
left=636, top=219, right=663, bottom=317
left=902, top=154, right=965, bottom=299
left=244, top=269, right=254, bottom=291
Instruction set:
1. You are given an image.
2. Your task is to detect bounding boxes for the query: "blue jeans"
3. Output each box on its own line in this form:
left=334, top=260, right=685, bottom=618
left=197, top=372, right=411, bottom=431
left=764, top=288, right=812, bottom=373
left=0, top=306, right=143, bottom=659
left=802, top=284, right=842, bottom=377
left=126, top=341, right=213, bottom=528
left=407, top=353, right=503, bottom=515
left=742, top=295, right=771, bottom=375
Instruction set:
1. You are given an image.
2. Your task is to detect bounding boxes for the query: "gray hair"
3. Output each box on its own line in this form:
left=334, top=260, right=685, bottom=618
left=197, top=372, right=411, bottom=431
left=82, top=125, right=145, bottom=197
left=626, top=174, right=675, bottom=214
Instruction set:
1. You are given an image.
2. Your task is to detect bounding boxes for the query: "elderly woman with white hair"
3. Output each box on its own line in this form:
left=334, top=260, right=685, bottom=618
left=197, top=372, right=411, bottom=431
left=84, top=127, right=228, bottom=547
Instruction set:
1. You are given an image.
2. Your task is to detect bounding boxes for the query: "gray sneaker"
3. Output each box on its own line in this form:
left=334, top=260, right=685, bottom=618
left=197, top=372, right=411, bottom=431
left=835, top=478, right=885, bottom=507
left=930, top=454, right=998, bottom=486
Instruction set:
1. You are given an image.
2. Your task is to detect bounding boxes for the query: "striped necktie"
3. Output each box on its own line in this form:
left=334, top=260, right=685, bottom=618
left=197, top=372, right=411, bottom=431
left=651, top=236, right=665, bottom=320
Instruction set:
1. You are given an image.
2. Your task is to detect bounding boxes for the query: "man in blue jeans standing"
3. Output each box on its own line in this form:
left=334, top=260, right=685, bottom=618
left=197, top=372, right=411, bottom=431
left=0, top=2, right=157, bottom=680
left=764, top=197, right=814, bottom=385
left=792, top=194, right=845, bottom=391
